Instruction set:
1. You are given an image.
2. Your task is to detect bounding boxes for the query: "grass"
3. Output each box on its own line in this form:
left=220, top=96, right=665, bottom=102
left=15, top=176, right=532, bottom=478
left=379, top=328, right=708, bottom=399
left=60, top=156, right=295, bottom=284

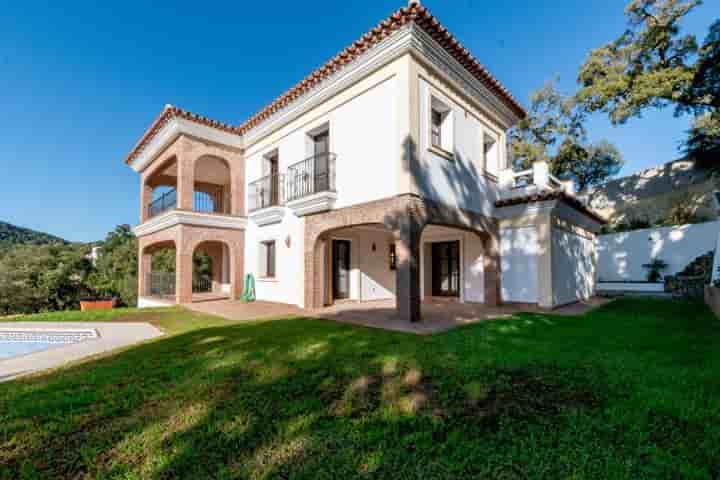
left=1, top=298, right=719, bottom=479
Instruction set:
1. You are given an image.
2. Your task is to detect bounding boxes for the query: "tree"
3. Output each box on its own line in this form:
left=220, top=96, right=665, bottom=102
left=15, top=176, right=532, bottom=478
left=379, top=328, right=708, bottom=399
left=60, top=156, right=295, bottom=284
left=87, top=225, right=138, bottom=306
left=0, top=244, right=92, bottom=315
left=576, top=0, right=719, bottom=162
left=510, top=81, right=623, bottom=191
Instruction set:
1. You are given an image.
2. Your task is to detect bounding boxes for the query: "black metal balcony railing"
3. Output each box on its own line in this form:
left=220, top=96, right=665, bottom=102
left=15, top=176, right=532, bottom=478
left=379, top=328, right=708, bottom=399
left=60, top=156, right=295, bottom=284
left=249, top=172, right=284, bottom=212
left=285, top=152, right=336, bottom=203
left=192, top=275, right=212, bottom=294
left=146, top=189, right=231, bottom=219
left=147, top=189, right=177, bottom=219
left=147, top=272, right=175, bottom=297
left=194, top=190, right=231, bottom=215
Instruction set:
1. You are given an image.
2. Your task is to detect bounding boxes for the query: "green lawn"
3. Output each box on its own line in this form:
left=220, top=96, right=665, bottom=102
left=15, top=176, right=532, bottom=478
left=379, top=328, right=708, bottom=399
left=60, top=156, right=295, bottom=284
left=1, top=299, right=719, bottom=479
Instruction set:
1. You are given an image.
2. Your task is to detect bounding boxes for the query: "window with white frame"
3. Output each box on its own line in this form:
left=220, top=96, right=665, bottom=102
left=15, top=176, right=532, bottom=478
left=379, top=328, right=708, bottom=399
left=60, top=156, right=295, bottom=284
left=483, top=131, right=499, bottom=174
left=430, top=96, right=453, bottom=155
left=259, top=240, right=276, bottom=278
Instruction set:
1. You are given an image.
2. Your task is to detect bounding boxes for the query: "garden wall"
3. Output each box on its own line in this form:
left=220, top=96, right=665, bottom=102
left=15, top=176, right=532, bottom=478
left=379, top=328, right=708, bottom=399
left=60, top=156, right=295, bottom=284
left=597, top=220, right=720, bottom=282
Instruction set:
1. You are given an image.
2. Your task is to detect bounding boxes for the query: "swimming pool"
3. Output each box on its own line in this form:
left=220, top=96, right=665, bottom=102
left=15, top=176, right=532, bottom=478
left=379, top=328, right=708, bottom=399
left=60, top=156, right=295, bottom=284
left=0, top=329, right=98, bottom=360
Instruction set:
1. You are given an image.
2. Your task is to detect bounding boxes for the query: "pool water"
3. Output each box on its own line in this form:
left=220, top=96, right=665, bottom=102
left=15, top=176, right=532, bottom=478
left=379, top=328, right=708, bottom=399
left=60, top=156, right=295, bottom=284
left=0, top=341, right=57, bottom=360
left=0, top=329, right=97, bottom=361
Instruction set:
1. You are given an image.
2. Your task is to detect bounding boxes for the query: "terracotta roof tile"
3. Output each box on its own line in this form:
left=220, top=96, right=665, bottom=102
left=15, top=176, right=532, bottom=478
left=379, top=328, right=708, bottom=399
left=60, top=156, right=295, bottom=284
left=125, top=2, right=525, bottom=165
left=125, top=105, right=239, bottom=165
left=495, top=190, right=608, bottom=224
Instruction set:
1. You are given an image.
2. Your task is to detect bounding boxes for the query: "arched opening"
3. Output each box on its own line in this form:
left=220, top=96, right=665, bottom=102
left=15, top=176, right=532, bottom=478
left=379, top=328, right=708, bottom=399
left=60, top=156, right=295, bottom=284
left=312, top=223, right=397, bottom=308
left=141, top=240, right=176, bottom=300
left=194, top=155, right=232, bottom=215
left=192, top=241, right=231, bottom=300
left=144, top=156, right=179, bottom=220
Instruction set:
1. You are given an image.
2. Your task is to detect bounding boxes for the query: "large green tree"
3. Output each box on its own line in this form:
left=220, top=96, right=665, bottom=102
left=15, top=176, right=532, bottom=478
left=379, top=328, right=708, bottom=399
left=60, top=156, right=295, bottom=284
left=510, top=82, right=624, bottom=191
left=576, top=0, right=719, bottom=163
left=87, top=224, right=138, bottom=306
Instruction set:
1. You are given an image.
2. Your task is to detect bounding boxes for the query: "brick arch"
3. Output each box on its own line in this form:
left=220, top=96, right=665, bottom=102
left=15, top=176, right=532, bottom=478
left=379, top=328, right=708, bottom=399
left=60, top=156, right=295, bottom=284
left=304, top=194, right=501, bottom=320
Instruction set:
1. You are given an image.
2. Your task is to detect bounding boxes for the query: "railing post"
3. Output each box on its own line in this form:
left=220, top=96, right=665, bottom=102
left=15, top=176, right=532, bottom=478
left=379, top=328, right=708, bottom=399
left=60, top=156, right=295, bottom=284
left=533, top=161, right=550, bottom=190
left=498, top=168, right=515, bottom=191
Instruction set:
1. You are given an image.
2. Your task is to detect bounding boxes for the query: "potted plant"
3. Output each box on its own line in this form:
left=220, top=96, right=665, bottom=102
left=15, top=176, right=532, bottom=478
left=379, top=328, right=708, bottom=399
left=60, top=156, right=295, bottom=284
left=79, top=287, right=115, bottom=311
left=642, top=258, right=668, bottom=283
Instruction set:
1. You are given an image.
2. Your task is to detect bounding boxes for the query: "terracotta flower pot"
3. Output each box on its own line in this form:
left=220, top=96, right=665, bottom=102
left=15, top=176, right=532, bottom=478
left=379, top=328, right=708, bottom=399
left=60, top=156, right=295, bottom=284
left=80, top=298, right=115, bottom=311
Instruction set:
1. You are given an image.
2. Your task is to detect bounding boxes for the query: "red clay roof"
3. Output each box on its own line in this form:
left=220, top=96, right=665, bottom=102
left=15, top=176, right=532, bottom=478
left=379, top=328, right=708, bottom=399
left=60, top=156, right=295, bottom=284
left=495, top=190, right=608, bottom=224
left=126, top=1, right=525, bottom=165
left=125, top=105, right=239, bottom=165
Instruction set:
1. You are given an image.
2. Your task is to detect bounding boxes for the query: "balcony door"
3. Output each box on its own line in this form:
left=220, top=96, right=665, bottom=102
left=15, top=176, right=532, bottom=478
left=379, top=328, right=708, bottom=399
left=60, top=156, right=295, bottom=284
left=313, top=130, right=330, bottom=193
left=431, top=241, right=460, bottom=297
left=268, top=153, right=279, bottom=206
left=332, top=239, right=351, bottom=300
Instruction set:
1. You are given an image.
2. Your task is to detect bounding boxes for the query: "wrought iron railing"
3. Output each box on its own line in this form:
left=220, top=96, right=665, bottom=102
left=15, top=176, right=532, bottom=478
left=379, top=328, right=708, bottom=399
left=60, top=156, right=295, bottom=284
left=285, top=153, right=336, bottom=202
left=146, top=272, right=175, bottom=297
left=193, top=275, right=212, bottom=294
left=147, top=190, right=177, bottom=219
left=194, top=190, right=231, bottom=215
left=249, top=172, right=284, bottom=212
left=146, top=188, right=231, bottom=219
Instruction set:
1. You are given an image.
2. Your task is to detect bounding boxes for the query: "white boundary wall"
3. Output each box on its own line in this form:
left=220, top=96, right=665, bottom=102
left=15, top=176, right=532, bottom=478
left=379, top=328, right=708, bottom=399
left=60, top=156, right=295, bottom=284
left=598, top=220, right=720, bottom=282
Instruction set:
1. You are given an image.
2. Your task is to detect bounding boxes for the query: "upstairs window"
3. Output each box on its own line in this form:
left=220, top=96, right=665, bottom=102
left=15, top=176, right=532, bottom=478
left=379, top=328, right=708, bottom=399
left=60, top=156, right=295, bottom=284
left=429, top=96, right=453, bottom=157
left=483, top=132, right=498, bottom=173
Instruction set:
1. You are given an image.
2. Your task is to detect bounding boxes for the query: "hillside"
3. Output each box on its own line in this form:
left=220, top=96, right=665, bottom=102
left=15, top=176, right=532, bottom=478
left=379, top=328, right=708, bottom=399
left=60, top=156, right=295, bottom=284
left=0, top=221, right=67, bottom=247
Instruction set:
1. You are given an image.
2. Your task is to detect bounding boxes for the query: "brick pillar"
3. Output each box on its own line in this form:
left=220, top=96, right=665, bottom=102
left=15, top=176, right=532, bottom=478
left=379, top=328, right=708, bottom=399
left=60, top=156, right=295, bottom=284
left=138, top=248, right=152, bottom=298
left=139, top=180, right=153, bottom=223
left=482, top=230, right=502, bottom=307
left=230, top=238, right=244, bottom=301
left=394, top=217, right=422, bottom=322
left=231, top=162, right=244, bottom=216
left=176, top=251, right=193, bottom=304
left=177, top=145, right=194, bottom=211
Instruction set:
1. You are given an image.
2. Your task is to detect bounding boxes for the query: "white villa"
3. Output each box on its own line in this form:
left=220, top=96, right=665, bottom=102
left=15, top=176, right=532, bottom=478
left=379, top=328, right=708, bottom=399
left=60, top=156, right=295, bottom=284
left=125, top=1, right=604, bottom=322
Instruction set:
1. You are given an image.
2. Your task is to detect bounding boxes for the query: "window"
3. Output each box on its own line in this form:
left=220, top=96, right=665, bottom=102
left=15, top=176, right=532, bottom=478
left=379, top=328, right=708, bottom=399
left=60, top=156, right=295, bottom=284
left=429, top=96, right=453, bottom=156
left=431, top=109, right=443, bottom=149
left=483, top=132, right=498, bottom=173
left=260, top=241, right=276, bottom=278
left=389, top=243, right=397, bottom=271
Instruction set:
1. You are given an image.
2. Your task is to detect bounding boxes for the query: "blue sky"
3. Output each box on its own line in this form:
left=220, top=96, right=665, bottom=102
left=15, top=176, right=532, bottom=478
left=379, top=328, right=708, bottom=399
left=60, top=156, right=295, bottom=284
left=1, top=0, right=718, bottom=242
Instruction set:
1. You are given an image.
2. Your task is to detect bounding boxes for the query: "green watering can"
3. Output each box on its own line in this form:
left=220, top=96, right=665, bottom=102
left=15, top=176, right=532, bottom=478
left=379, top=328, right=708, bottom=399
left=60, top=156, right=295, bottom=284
left=241, top=273, right=256, bottom=302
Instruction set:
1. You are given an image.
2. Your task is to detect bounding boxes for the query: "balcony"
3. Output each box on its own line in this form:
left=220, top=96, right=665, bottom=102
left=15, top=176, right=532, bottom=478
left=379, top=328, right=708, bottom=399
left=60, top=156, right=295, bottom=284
left=285, top=152, right=337, bottom=216
left=145, top=190, right=230, bottom=220
left=248, top=172, right=285, bottom=226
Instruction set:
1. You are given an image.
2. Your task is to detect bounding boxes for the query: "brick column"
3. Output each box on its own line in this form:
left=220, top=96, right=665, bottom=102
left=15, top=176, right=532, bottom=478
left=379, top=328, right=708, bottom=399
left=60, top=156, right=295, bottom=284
left=394, top=217, right=422, bottom=322
left=176, top=250, right=193, bottom=304
left=137, top=248, right=152, bottom=298
left=139, top=180, right=153, bottom=223
left=230, top=161, right=244, bottom=216
left=230, top=238, right=244, bottom=301
left=176, top=143, right=194, bottom=211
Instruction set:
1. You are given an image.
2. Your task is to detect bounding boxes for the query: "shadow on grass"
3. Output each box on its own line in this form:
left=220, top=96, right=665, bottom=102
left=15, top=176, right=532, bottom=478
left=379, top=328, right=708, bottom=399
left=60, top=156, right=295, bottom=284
left=2, top=298, right=719, bottom=479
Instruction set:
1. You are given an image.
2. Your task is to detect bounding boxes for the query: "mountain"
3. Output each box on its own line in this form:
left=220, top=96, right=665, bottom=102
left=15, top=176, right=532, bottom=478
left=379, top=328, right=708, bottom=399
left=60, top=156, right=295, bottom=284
left=0, top=221, right=68, bottom=247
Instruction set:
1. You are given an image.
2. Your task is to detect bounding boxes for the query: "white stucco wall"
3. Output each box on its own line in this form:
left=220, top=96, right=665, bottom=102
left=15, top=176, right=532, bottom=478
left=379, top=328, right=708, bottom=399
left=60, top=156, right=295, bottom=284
left=598, top=220, right=720, bottom=282
left=551, top=229, right=596, bottom=306
left=500, top=226, right=539, bottom=303
left=416, top=77, right=504, bottom=217
left=244, top=215, right=306, bottom=307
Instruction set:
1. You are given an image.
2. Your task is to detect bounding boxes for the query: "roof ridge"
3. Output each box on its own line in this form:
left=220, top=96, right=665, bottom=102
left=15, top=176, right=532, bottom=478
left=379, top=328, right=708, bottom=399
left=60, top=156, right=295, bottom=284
left=235, top=2, right=525, bottom=135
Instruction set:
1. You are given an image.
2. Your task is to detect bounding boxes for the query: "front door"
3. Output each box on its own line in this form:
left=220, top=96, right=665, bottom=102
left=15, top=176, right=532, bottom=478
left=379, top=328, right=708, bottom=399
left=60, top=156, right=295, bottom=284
left=332, top=239, right=351, bottom=300
left=431, top=241, right=460, bottom=297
